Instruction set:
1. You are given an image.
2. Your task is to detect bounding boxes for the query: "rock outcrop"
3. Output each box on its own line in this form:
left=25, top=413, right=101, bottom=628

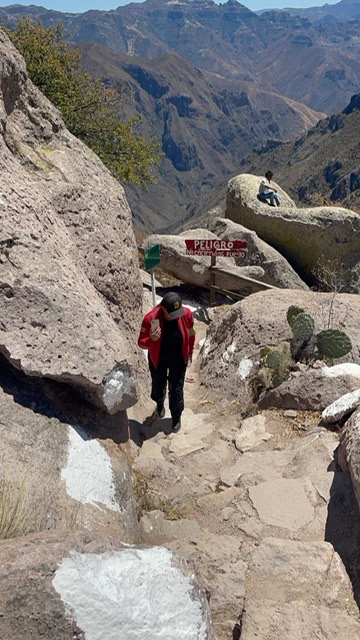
left=0, top=29, right=143, bottom=412
left=0, top=531, right=214, bottom=640
left=338, top=407, right=360, bottom=512
left=210, top=217, right=308, bottom=289
left=141, top=230, right=267, bottom=293
left=198, top=289, right=360, bottom=411
left=261, top=364, right=360, bottom=411
left=225, top=173, right=360, bottom=289
left=0, top=356, right=139, bottom=541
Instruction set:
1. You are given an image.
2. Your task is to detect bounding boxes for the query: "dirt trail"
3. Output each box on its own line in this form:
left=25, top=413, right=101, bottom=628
left=129, top=312, right=360, bottom=639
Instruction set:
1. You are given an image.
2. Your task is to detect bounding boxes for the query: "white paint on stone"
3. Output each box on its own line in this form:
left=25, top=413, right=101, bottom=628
left=322, top=363, right=360, bottom=378
left=221, top=342, right=236, bottom=364
left=61, top=426, right=121, bottom=511
left=322, top=388, right=360, bottom=423
left=237, top=357, right=253, bottom=380
left=201, top=338, right=211, bottom=358
left=192, top=263, right=205, bottom=273
left=52, top=547, right=208, bottom=640
left=103, top=366, right=134, bottom=412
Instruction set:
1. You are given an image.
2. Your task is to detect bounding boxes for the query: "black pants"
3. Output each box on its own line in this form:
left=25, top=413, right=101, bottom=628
left=148, top=355, right=187, bottom=421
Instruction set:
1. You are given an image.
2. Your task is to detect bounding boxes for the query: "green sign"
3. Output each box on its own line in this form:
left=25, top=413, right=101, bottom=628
left=144, top=244, right=161, bottom=272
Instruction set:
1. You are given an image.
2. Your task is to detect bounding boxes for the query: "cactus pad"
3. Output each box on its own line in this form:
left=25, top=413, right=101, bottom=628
left=260, top=346, right=271, bottom=359
left=317, top=329, right=352, bottom=359
left=291, top=312, right=315, bottom=342
left=266, top=350, right=281, bottom=369
left=286, top=306, right=305, bottom=329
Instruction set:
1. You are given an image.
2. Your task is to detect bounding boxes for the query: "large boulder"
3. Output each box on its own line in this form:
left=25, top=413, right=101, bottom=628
left=141, top=230, right=268, bottom=294
left=338, top=407, right=360, bottom=512
left=0, top=29, right=143, bottom=412
left=210, top=217, right=308, bottom=289
left=0, top=531, right=215, bottom=640
left=198, top=289, right=360, bottom=410
left=241, top=538, right=360, bottom=640
left=225, top=174, right=360, bottom=289
left=0, top=356, right=139, bottom=541
left=261, top=364, right=360, bottom=411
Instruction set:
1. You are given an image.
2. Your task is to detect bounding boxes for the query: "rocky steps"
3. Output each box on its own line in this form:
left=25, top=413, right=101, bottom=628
left=129, top=310, right=360, bottom=639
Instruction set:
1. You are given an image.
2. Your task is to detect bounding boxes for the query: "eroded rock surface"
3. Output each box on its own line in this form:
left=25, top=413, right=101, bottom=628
left=226, top=173, right=360, bottom=288
left=0, top=532, right=214, bottom=640
left=338, top=408, right=360, bottom=512
left=141, top=230, right=266, bottom=293
left=262, top=364, right=360, bottom=411
left=0, top=29, right=143, bottom=412
left=198, top=289, right=360, bottom=412
left=210, top=217, right=308, bottom=290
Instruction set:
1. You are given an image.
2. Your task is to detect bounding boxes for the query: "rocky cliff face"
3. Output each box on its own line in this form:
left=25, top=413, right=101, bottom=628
left=0, top=31, right=216, bottom=640
left=0, top=28, right=144, bottom=411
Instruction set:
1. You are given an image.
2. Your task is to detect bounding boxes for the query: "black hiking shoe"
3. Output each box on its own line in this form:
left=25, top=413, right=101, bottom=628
left=172, top=418, right=181, bottom=433
left=144, top=404, right=165, bottom=426
left=157, top=403, right=165, bottom=419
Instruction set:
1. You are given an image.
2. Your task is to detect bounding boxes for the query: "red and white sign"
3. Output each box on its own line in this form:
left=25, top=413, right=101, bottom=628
left=185, top=238, right=248, bottom=258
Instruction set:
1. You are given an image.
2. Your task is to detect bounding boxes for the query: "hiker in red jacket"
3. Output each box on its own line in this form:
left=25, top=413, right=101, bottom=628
left=138, top=292, right=195, bottom=432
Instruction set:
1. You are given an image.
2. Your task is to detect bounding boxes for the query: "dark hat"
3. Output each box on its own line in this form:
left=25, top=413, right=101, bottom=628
left=161, top=292, right=184, bottom=319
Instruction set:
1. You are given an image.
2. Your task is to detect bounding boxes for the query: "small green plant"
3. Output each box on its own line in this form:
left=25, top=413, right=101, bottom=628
left=253, top=305, right=352, bottom=400
left=256, top=343, right=293, bottom=395
left=286, top=305, right=352, bottom=364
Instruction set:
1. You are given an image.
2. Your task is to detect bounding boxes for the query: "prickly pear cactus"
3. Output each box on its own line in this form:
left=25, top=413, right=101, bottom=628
left=266, top=350, right=281, bottom=369
left=291, top=312, right=315, bottom=342
left=316, top=329, right=352, bottom=359
left=257, top=366, right=273, bottom=390
left=286, top=305, right=305, bottom=329
left=260, top=346, right=271, bottom=359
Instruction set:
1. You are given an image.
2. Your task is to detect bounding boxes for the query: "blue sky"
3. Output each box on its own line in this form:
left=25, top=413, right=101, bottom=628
left=0, top=0, right=340, bottom=15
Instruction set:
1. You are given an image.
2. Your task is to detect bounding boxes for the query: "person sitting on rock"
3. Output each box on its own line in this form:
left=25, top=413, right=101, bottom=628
left=258, top=170, right=281, bottom=207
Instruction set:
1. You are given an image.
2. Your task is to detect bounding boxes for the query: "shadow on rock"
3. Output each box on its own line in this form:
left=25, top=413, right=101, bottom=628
left=325, top=455, right=360, bottom=608
left=129, top=416, right=173, bottom=445
left=0, top=354, right=128, bottom=444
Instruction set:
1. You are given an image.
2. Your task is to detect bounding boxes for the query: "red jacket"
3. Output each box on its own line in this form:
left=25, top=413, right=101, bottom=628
left=138, top=304, right=195, bottom=368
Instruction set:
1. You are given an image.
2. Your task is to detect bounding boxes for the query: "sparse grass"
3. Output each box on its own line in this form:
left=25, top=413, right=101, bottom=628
left=132, top=468, right=191, bottom=520
left=0, top=476, right=33, bottom=540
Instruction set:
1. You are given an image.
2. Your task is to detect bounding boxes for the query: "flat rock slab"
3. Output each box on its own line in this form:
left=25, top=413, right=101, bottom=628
left=246, top=538, right=354, bottom=607
left=168, top=409, right=214, bottom=457
left=248, top=478, right=314, bottom=530
left=220, top=450, right=294, bottom=487
left=235, top=414, right=272, bottom=452
left=241, top=601, right=360, bottom=640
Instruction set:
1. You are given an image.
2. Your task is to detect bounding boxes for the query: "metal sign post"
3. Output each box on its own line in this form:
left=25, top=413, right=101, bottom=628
left=144, top=244, right=161, bottom=307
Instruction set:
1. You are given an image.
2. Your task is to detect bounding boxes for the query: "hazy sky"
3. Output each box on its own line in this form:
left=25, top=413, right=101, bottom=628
left=0, top=0, right=340, bottom=15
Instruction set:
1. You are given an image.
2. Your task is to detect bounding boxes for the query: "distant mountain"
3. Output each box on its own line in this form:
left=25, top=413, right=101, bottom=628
left=194, top=93, right=360, bottom=221
left=1, top=0, right=360, bottom=114
left=79, top=42, right=322, bottom=231
left=261, top=0, right=360, bottom=25
left=1, top=0, right=360, bottom=230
